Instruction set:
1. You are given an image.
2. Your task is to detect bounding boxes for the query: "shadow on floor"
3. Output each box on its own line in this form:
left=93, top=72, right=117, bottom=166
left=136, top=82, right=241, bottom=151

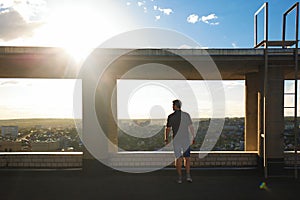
left=0, top=160, right=299, bottom=200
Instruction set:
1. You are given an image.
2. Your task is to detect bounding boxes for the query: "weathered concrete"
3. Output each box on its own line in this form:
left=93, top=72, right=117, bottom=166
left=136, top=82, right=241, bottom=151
left=245, top=73, right=259, bottom=151
left=0, top=47, right=299, bottom=79
left=0, top=46, right=298, bottom=167
left=265, top=67, right=285, bottom=159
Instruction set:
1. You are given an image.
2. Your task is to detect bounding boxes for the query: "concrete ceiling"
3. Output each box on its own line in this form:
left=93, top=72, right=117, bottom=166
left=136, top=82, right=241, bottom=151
left=0, top=47, right=298, bottom=80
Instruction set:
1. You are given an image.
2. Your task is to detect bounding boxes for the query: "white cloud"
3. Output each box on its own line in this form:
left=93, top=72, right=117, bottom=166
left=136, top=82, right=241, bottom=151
left=187, top=14, right=199, bottom=24
left=210, top=22, right=220, bottom=26
left=137, top=1, right=145, bottom=7
left=143, top=6, right=147, bottom=13
left=0, top=0, right=46, bottom=22
left=231, top=42, right=238, bottom=48
left=187, top=13, right=219, bottom=25
left=158, top=7, right=173, bottom=15
left=200, top=13, right=219, bottom=25
left=154, top=5, right=173, bottom=15
left=126, top=2, right=131, bottom=6
left=155, top=15, right=160, bottom=21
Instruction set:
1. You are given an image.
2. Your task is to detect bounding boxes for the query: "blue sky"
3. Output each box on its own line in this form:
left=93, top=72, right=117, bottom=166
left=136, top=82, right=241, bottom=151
left=0, top=0, right=299, bottom=119
left=121, top=0, right=299, bottom=48
left=0, top=0, right=299, bottom=48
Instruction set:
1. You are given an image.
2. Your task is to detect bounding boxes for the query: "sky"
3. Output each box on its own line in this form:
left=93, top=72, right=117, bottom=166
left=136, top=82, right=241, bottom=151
left=0, top=0, right=299, bottom=119
left=0, top=0, right=299, bottom=48
left=0, top=79, right=79, bottom=119
left=117, top=80, right=245, bottom=119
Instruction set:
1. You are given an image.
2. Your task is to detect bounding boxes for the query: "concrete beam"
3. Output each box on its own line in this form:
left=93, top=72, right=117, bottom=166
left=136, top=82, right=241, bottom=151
left=0, top=47, right=299, bottom=80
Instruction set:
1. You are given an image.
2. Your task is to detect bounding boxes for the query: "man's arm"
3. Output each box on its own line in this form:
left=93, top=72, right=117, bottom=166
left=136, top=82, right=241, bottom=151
left=165, top=127, right=171, bottom=144
left=189, top=124, right=195, bottom=144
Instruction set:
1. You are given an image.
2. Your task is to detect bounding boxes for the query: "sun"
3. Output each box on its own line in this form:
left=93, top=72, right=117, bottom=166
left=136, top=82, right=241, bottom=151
left=30, top=2, right=131, bottom=63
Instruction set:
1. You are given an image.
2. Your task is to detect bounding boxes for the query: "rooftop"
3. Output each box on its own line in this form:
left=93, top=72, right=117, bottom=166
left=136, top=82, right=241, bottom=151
left=0, top=160, right=299, bottom=200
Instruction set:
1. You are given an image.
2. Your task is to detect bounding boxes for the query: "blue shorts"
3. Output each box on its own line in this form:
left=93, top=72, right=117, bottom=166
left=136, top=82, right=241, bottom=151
left=173, top=139, right=191, bottom=158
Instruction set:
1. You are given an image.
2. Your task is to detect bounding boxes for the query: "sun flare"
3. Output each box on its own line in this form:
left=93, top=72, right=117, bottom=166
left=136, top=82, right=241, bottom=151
left=28, top=2, right=130, bottom=62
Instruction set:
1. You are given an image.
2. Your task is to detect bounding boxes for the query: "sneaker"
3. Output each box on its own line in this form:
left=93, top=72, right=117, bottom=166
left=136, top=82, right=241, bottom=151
left=177, top=176, right=182, bottom=184
left=186, top=174, right=192, bottom=183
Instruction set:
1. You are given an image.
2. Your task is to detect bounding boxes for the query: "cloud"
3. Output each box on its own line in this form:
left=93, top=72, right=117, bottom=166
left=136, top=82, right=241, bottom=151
left=0, top=0, right=46, bottom=41
left=137, top=1, right=146, bottom=7
left=143, top=6, right=147, bottom=13
left=200, top=13, right=219, bottom=25
left=155, top=15, right=160, bottom=21
left=158, top=7, right=173, bottom=15
left=187, top=13, right=219, bottom=25
left=126, top=2, right=131, bottom=6
left=231, top=42, right=238, bottom=48
left=0, top=10, right=42, bottom=40
left=154, top=5, right=173, bottom=15
left=0, top=1, right=13, bottom=14
left=187, top=14, right=199, bottom=24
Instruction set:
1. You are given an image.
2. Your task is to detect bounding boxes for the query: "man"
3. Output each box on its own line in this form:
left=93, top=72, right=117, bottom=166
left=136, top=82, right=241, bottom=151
left=165, top=99, right=195, bottom=184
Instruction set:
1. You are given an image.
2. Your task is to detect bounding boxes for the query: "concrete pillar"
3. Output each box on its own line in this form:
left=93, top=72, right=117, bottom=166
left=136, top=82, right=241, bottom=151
left=95, top=74, right=118, bottom=153
left=256, top=66, right=285, bottom=176
left=257, top=66, right=265, bottom=158
left=245, top=73, right=259, bottom=151
left=265, top=67, right=284, bottom=159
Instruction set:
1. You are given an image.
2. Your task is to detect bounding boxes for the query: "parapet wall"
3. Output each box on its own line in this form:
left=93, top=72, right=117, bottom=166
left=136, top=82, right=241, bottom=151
left=108, top=151, right=258, bottom=168
left=0, top=152, right=299, bottom=169
left=0, top=152, right=82, bottom=169
left=284, top=152, right=300, bottom=166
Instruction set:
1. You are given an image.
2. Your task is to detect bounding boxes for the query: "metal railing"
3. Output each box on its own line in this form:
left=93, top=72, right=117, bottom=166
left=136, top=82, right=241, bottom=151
left=254, top=2, right=299, bottom=179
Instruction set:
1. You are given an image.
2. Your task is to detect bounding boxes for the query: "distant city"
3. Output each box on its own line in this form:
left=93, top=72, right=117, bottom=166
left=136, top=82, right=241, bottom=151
left=0, top=117, right=298, bottom=152
left=0, top=119, right=81, bottom=152
left=118, top=118, right=245, bottom=151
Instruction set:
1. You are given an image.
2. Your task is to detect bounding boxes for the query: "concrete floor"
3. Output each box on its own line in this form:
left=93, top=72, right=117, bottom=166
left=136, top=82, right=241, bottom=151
left=0, top=160, right=299, bottom=200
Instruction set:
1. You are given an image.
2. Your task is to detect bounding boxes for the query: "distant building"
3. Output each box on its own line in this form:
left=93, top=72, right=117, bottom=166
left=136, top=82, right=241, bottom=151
left=31, top=141, right=60, bottom=151
left=0, top=141, right=22, bottom=152
left=1, top=126, right=18, bottom=138
left=35, top=125, right=43, bottom=130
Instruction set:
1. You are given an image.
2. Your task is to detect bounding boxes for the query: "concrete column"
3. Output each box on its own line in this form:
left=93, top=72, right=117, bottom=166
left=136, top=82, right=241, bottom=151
left=257, top=66, right=265, bottom=158
left=95, top=74, right=118, bottom=153
left=265, top=67, right=284, bottom=159
left=245, top=73, right=259, bottom=151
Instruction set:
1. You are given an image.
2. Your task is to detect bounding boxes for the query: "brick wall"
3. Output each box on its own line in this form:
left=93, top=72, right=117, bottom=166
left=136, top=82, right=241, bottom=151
left=284, top=152, right=300, bottom=166
left=1, top=152, right=299, bottom=170
left=108, top=151, right=258, bottom=168
left=0, top=152, right=82, bottom=169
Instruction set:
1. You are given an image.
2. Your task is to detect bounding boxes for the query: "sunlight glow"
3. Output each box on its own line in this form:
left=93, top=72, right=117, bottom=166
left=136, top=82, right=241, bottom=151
left=24, top=2, right=132, bottom=62
left=0, top=79, right=79, bottom=119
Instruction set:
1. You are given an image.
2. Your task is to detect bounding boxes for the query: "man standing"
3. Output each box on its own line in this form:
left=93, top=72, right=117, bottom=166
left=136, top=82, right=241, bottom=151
left=165, top=99, right=195, bottom=184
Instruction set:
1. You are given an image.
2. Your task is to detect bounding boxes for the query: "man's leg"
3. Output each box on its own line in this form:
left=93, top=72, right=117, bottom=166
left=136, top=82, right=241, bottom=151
left=184, top=157, right=192, bottom=182
left=173, top=142, right=183, bottom=183
left=183, top=145, right=192, bottom=183
left=175, top=157, right=183, bottom=176
left=175, top=157, right=183, bottom=183
left=184, top=157, right=190, bottom=174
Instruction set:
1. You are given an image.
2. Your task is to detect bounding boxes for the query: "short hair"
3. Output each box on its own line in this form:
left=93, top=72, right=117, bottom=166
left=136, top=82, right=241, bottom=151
left=173, top=99, right=182, bottom=109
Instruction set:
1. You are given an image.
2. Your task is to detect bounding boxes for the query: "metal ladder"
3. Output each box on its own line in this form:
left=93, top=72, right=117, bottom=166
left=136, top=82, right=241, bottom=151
left=254, top=2, right=299, bottom=179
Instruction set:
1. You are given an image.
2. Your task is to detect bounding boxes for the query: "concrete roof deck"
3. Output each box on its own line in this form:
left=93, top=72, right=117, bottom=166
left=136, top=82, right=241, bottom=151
left=0, top=160, right=299, bottom=200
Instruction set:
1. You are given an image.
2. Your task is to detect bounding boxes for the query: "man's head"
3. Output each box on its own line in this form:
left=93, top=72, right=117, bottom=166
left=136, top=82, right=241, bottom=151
left=172, top=99, right=182, bottom=110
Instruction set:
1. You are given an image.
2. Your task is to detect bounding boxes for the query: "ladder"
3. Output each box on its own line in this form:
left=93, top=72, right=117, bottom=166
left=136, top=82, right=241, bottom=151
left=254, top=2, right=299, bottom=179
